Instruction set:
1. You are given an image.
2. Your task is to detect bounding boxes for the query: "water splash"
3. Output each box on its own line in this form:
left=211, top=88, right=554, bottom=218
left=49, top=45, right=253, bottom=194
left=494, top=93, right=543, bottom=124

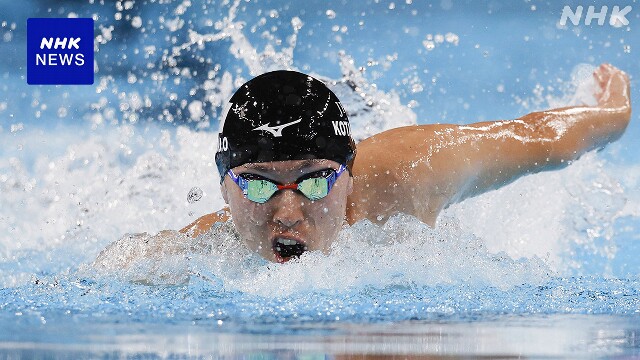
left=447, top=152, right=631, bottom=275
left=88, top=212, right=551, bottom=296
left=515, top=63, right=599, bottom=112
left=224, top=214, right=551, bottom=297
left=485, top=62, right=637, bottom=276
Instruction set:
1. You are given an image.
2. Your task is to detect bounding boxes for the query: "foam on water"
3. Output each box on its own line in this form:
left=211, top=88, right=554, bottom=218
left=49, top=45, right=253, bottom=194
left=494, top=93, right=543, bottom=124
left=447, top=152, right=632, bottom=273
left=214, top=213, right=551, bottom=296
left=87, top=212, right=551, bottom=295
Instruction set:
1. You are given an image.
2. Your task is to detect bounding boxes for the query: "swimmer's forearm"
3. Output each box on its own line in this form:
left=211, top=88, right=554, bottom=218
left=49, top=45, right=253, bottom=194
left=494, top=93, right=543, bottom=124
left=435, top=101, right=630, bottom=205
left=518, top=103, right=631, bottom=164
left=515, top=63, right=632, bottom=166
left=518, top=64, right=631, bottom=164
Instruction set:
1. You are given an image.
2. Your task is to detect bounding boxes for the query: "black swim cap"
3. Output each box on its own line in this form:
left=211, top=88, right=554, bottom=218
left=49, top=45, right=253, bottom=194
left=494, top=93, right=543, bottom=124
left=215, top=70, right=356, bottom=183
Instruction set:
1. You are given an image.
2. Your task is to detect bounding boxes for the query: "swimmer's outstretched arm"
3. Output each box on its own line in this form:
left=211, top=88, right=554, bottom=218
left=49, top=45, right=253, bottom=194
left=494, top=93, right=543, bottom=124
left=350, top=63, right=631, bottom=225
left=444, top=63, right=630, bottom=200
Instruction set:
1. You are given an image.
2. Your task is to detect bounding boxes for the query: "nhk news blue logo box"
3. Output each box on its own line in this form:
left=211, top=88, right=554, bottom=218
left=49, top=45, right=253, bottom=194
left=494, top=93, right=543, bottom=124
left=27, top=18, right=94, bottom=85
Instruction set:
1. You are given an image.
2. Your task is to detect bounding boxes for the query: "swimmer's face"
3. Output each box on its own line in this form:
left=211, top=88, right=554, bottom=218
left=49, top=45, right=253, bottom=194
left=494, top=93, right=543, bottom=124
left=222, top=159, right=353, bottom=263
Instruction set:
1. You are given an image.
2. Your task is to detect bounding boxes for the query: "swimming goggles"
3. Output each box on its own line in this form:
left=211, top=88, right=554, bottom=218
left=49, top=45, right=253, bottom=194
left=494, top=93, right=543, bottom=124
left=227, top=164, right=347, bottom=204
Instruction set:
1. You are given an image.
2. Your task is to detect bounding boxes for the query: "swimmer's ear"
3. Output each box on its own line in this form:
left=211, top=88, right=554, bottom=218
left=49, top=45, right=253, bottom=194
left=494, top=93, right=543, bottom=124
left=346, top=174, right=354, bottom=196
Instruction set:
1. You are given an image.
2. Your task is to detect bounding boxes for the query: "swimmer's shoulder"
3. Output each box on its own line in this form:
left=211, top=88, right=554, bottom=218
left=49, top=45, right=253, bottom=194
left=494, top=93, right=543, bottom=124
left=348, top=124, right=449, bottom=225
left=180, top=207, right=231, bottom=237
left=353, top=123, right=443, bottom=176
left=357, top=123, right=442, bottom=148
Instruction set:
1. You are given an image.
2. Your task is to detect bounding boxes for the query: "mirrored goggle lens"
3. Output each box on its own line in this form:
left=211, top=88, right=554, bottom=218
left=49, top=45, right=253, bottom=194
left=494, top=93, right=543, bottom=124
left=245, top=179, right=278, bottom=203
left=297, top=177, right=329, bottom=201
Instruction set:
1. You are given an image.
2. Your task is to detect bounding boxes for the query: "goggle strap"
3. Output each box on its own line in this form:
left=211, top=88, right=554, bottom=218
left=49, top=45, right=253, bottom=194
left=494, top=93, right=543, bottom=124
left=228, top=169, right=250, bottom=197
left=326, top=164, right=346, bottom=191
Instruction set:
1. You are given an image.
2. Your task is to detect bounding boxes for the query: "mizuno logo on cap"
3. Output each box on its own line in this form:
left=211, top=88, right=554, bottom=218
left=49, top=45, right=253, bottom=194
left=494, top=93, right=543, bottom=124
left=252, top=118, right=302, bottom=137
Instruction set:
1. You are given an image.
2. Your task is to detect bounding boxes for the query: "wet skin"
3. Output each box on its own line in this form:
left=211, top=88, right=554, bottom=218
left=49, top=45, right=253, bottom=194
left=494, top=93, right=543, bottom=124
left=221, top=159, right=353, bottom=263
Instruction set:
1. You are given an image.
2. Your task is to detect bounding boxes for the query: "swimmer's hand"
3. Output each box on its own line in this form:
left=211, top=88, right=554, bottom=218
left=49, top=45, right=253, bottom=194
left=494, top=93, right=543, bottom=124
left=593, top=63, right=631, bottom=113
left=92, top=230, right=194, bottom=284
left=179, top=207, right=231, bottom=237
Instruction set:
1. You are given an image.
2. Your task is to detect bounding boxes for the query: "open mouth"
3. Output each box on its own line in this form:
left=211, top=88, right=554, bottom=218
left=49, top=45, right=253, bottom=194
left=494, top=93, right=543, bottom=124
left=272, top=237, right=308, bottom=262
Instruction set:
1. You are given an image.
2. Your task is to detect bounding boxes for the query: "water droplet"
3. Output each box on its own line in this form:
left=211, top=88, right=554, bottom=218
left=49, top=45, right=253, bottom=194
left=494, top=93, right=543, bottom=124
left=291, top=17, right=303, bottom=31
left=131, top=16, right=142, bottom=29
left=444, top=32, right=459, bottom=45
left=57, top=107, right=68, bottom=118
left=326, top=9, right=336, bottom=19
left=187, top=187, right=203, bottom=203
left=10, top=123, right=23, bottom=133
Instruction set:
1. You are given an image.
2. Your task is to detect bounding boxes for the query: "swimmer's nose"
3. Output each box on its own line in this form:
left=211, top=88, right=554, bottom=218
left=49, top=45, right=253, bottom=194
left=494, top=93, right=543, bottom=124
left=271, top=189, right=305, bottom=228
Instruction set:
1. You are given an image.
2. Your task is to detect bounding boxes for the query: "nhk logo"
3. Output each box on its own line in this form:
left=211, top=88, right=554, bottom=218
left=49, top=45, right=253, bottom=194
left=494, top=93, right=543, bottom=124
left=27, top=18, right=94, bottom=85
left=36, top=37, right=85, bottom=66
left=559, top=5, right=632, bottom=27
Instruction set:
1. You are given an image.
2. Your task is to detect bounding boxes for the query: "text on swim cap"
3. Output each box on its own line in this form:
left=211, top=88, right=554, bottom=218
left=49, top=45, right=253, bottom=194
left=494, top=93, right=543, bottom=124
left=332, top=121, right=351, bottom=136
left=335, top=101, right=346, bottom=117
left=217, top=136, right=228, bottom=152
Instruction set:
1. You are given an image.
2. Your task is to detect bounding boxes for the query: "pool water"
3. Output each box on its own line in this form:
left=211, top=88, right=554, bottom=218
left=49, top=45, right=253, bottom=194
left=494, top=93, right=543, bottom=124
left=1, top=0, right=639, bottom=358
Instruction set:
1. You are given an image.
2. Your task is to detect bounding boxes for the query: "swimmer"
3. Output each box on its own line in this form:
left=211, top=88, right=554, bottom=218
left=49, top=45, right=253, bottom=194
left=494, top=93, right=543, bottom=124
left=97, top=64, right=631, bottom=265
